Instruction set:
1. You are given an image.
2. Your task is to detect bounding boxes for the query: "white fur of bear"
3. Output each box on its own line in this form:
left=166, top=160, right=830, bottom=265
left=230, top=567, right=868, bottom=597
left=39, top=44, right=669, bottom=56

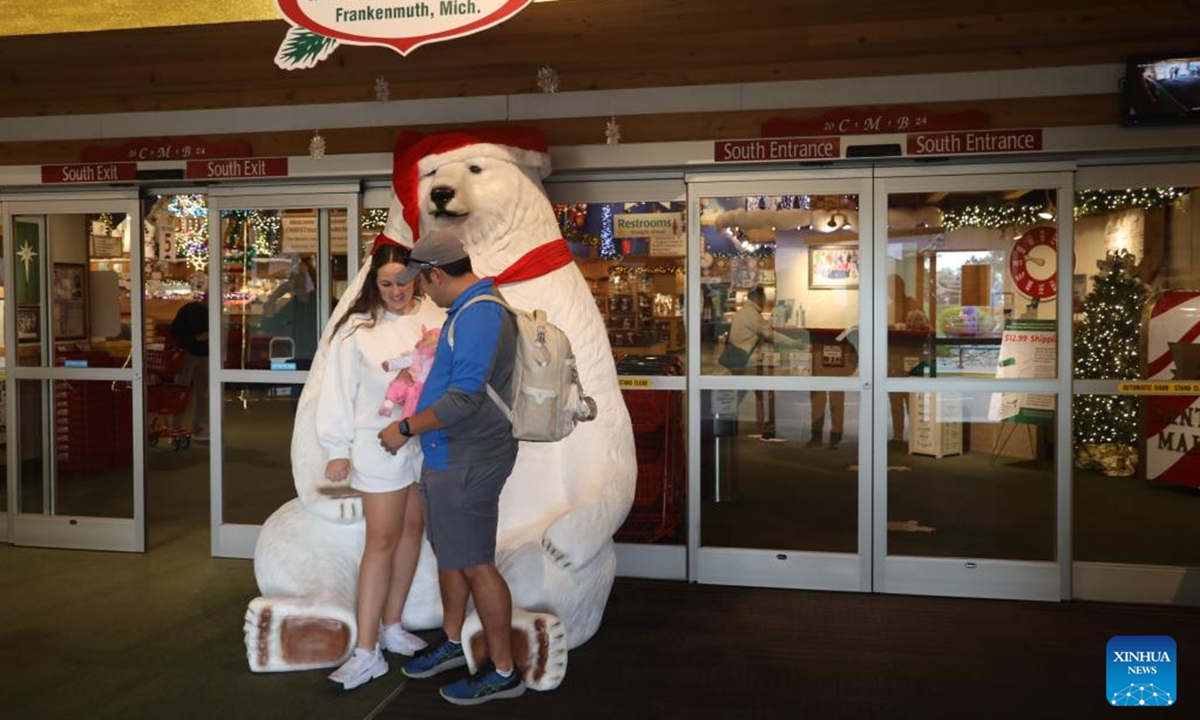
left=244, top=140, right=636, bottom=688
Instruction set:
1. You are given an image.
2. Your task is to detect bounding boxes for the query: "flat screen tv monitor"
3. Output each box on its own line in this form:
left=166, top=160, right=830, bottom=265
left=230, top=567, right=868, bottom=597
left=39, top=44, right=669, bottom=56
left=1124, top=52, right=1200, bottom=126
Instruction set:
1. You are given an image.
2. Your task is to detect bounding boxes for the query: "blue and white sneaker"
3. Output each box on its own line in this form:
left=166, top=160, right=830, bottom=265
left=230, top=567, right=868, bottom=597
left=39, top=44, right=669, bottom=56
left=401, top=638, right=467, bottom=679
left=439, top=665, right=526, bottom=706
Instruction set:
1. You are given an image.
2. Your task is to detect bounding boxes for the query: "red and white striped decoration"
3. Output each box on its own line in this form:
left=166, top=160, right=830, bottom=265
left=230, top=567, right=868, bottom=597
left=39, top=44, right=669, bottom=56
left=1147, top=291, right=1200, bottom=380
left=1145, top=290, right=1200, bottom=488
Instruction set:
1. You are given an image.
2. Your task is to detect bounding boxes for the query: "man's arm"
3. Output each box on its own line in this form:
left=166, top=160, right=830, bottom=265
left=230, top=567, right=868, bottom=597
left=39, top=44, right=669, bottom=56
left=379, top=300, right=504, bottom=452
left=378, top=406, right=443, bottom=453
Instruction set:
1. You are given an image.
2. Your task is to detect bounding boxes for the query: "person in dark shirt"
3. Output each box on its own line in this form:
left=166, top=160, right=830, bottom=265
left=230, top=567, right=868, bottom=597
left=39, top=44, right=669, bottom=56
left=170, top=301, right=209, bottom=442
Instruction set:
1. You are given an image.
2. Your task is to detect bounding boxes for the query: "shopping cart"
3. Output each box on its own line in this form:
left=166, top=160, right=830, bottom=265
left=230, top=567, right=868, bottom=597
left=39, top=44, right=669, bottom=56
left=145, top=345, right=192, bottom=450
left=147, top=384, right=193, bottom=450
left=614, top=389, right=685, bottom=543
left=145, top=345, right=186, bottom=383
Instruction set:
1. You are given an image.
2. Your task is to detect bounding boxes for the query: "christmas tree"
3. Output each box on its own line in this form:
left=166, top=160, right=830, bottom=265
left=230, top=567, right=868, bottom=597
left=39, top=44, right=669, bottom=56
left=1072, top=249, right=1147, bottom=476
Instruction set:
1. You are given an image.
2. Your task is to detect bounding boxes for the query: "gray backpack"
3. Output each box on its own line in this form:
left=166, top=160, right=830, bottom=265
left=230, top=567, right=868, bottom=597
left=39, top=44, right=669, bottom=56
left=447, top=293, right=597, bottom=442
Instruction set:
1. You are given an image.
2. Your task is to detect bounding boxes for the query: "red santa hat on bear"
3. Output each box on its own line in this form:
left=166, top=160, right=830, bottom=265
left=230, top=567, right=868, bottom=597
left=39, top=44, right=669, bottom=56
left=372, top=127, right=552, bottom=255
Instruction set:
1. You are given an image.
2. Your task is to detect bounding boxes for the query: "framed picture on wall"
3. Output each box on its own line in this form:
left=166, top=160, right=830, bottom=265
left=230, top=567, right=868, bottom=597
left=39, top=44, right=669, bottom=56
left=808, top=244, right=860, bottom=290
left=17, top=306, right=40, bottom=342
left=52, top=263, right=87, bottom=339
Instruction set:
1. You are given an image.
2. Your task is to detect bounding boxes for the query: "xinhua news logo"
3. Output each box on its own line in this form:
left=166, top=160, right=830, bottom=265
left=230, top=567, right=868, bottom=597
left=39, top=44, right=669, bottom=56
left=1108, top=636, right=1176, bottom=707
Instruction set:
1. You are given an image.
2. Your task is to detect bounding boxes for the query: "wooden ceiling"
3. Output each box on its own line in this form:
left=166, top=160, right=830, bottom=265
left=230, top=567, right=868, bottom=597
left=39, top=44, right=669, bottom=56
left=2, top=0, right=1199, bottom=166
left=3, top=0, right=1199, bottom=119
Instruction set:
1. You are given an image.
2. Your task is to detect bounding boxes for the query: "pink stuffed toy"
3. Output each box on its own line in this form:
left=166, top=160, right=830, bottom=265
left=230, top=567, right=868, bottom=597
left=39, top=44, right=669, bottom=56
left=378, top=325, right=440, bottom=418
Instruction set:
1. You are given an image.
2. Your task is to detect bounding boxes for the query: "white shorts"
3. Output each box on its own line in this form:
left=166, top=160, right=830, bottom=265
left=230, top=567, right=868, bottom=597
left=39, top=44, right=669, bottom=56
left=349, top=428, right=423, bottom=494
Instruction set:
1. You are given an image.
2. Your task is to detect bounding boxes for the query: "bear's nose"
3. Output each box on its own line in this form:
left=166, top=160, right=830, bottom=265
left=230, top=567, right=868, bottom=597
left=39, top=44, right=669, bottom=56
left=430, top=186, right=455, bottom=209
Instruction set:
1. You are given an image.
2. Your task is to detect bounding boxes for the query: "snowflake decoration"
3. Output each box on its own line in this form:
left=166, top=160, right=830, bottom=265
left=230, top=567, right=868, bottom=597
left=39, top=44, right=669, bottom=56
left=309, top=130, right=326, bottom=160
left=536, top=64, right=560, bottom=94
left=605, top=116, right=621, bottom=146
left=374, top=76, right=390, bottom=102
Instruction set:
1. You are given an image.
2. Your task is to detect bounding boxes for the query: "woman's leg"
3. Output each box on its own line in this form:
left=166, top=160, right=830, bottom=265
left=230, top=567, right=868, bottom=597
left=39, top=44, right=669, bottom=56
left=355, top=488, right=407, bottom=650
left=382, top=485, right=424, bottom=625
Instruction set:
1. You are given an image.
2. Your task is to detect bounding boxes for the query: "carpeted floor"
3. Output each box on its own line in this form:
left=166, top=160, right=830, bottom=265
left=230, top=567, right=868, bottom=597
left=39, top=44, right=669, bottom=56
left=5, top=392, right=1200, bottom=719
left=0, top=435, right=400, bottom=720
left=0, top=541, right=404, bottom=720
left=378, top=578, right=1200, bottom=720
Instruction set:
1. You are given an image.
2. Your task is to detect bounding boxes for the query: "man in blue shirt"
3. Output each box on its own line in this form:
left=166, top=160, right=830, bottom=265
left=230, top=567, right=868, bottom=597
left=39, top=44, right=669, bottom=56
left=378, top=229, right=523, bottom=705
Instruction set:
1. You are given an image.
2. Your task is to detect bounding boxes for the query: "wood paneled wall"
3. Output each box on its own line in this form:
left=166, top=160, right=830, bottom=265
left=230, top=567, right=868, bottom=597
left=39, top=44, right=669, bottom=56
left=1, top=0, right=1198, bottom=165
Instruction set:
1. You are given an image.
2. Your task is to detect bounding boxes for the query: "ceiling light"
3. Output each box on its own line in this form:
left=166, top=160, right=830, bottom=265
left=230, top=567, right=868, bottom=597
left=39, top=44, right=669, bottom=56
left=1037, top=190, right=1056, bottom=220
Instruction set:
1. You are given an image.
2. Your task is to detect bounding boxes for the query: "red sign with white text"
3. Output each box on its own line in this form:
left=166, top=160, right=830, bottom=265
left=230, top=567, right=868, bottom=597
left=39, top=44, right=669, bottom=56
left=276, top=0, right=533, bottom=58
left=187, top=158, right=289, bottom=180
left=42, top=163, right=137, bottom=184
left=763, top=106, right=990, bottom=137
left=907, top=129, right=1043, bottom=156
left=81, top=137, right=252, bottom=162
left=715, top=137, right=840, bottom=163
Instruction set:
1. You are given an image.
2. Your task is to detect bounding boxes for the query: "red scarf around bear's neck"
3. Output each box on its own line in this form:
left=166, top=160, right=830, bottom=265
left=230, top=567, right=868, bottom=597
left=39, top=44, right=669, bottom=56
left=491, top=238, right=573, bottom=286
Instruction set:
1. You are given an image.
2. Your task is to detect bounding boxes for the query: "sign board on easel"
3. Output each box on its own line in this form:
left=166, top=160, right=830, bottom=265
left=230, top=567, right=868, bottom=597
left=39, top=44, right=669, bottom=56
left=988, top=319, right=1056, bottom=426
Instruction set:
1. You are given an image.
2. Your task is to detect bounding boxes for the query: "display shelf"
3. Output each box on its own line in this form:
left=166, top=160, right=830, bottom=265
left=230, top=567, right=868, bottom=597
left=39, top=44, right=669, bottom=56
left=578, top=256, right=686, bottom=355
left=908, top=391, right=963, bottom=458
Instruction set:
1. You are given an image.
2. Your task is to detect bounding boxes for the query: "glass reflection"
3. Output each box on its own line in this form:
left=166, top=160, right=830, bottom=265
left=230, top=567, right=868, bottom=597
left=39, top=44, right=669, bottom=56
left=1071, top=185, right=1200, bottom=567
left=17, top=379, right=133, bottom=519
left=886, top=391, right=1055, bottom=561
left=698, top=194, right=860, bottom=377
left=222, top=382, right=303, bottom=525
left=700, top=389, right=859, bottom=552
left=220, top=210, right=320, bottom=370
left=555, top=202, right=686, bottom=373
left=885, top=189, right=1059, bottom=379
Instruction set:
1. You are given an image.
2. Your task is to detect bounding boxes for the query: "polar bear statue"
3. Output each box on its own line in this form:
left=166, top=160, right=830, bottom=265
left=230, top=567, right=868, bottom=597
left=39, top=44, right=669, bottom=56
left=244, top=128, right=637, bottom=688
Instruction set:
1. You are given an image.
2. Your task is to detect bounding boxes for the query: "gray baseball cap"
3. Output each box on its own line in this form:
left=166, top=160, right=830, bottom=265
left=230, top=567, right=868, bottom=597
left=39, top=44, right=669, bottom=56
left=396, top=229, right=470, bottom=284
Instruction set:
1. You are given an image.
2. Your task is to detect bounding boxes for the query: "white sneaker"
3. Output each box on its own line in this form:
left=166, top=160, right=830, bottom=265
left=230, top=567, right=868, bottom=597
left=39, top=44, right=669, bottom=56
left=379, top=622, right=428, bottom=656
left=328, top=646, right=388, bottom=690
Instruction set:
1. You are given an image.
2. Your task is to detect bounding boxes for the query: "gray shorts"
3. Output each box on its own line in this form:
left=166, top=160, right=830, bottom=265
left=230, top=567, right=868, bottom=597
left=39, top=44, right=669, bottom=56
left=419, top=451, right=517, bottom=571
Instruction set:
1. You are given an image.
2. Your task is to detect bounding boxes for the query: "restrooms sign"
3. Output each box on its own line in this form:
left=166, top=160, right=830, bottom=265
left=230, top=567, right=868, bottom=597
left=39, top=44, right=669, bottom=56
left=275, top=0, right=533, bottom=68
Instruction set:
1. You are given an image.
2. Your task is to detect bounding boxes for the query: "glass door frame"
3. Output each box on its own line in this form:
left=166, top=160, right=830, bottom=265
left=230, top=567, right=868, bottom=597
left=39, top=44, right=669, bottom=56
left=206, top=183, right=361, bottom=558
left=544, top=175, right=689, bottom=581
left=685, top=171, right=877, bottom=592
left=871, top=163, right=1075, bottom=601
left=2, top=190, right=146, bottom=552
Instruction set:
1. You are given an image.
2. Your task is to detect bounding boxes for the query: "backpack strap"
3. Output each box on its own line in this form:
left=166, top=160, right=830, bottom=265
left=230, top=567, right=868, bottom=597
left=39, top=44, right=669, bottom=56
left=445, top=292, right=515, bottom=418
left=446, top=293, right=509, bottom=350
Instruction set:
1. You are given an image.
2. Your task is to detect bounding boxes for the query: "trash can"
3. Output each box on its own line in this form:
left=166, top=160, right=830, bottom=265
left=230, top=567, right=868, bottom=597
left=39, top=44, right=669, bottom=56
left=703, top=389, right=739, bottom=503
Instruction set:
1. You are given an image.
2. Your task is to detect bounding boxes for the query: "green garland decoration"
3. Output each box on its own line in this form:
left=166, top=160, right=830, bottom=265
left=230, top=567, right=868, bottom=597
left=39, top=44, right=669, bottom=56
left=941, top=204, right=1046, bottom=232
left=939, top=188, right=1188, bottom=232
left=1074, top=188, right=1187, bottom=218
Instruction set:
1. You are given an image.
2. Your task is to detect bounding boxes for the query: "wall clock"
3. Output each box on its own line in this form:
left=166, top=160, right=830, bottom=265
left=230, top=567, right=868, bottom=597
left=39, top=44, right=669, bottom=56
left=1010, top=226, right=1058, bottom=300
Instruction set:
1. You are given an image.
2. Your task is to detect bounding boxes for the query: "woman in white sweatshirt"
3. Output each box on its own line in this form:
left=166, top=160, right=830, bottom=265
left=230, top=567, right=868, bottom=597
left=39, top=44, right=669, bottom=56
left=317, top=240, right=447, bottom=690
